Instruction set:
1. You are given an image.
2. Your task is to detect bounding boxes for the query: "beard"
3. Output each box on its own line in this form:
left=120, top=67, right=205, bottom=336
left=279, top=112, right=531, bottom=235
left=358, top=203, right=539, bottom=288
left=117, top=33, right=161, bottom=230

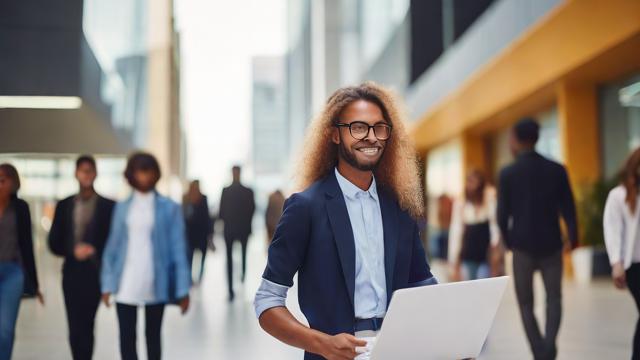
left=338, top=140, right=385, bottom=171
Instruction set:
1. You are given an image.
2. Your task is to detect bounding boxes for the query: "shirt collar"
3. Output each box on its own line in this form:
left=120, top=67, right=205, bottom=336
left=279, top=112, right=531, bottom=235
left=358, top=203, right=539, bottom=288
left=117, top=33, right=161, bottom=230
left=133, top=190, right=155, bottom=202
left=334, top=168, right=379, bottom=201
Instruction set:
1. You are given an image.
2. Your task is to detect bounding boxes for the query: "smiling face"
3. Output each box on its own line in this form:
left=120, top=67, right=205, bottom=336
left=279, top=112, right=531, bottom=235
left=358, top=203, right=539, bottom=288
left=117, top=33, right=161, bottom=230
left=332, top=99, right=389, bottom=172
left=75, top=162, right=97, bottom=190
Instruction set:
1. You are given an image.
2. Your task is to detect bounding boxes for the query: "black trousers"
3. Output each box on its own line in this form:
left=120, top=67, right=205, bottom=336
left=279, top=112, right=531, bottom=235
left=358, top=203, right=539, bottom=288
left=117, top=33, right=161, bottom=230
left=513, top=249, right=563, bottom=360
left=116, top=303, right=165, bottom=360
left=62, top=261, right=101, bottom=360
left=627, top=263, right=640, bottom=360
left=189, top=245, right=208, bottom=283
left=224, top=235, right=248, bottom=297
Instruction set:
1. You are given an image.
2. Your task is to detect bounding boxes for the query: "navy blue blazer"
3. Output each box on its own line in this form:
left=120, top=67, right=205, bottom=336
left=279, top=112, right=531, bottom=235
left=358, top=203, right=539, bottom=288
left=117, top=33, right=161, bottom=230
left=262, top=172, right=433, bottom=359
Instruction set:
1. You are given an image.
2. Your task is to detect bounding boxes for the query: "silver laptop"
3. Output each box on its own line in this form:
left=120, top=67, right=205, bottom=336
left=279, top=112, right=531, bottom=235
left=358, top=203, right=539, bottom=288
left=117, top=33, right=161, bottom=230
left=368, top=276, right=509, bottom=360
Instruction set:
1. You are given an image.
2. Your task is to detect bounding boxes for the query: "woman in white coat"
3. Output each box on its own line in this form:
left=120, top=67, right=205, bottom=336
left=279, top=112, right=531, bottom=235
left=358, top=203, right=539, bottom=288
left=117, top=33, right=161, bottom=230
left=604, top=147, right=640, bottom=360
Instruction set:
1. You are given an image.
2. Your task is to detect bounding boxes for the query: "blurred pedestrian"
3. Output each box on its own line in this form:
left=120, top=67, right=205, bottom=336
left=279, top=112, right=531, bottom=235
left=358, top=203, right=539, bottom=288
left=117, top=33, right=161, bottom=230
left=497, top=118, right=578, bottom=360
left=100, top=152, right=191, bottom=360
left=219, top=165, right=255, bottom=301
left=429, top=194, right=453, bottom=261
left=603, top=147, right=640, bottom=360
left=0, top=163, right=43, bottom=360
left=48, top=155, right=115, bottom=360
left=183, top=180, right=213, bottom=285
left=449, top=170, right=499, bottom=281
left=265, top=189, right=285, bottom=243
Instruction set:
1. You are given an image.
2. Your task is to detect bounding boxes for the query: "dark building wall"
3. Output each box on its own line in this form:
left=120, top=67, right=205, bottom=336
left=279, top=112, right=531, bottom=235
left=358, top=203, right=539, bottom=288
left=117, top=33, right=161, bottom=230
left=453, top=0, right=494, bottom=40
left=409, top=0, right=494, bottom=85
left=409, top=0, right=443, bottom=84
left=0, top=0, right=85, bottom=96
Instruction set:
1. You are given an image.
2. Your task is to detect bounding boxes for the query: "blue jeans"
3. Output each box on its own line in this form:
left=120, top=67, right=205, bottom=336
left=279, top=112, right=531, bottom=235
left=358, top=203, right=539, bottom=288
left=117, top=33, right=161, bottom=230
left=0, top=262, right=24, bottom=360
left=462, top=261, right=490, bottom=280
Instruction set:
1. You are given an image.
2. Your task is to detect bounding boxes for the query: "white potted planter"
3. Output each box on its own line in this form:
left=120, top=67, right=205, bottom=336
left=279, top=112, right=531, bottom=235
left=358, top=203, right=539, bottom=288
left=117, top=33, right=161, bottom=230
left=571, top=246, right=594, bottom=284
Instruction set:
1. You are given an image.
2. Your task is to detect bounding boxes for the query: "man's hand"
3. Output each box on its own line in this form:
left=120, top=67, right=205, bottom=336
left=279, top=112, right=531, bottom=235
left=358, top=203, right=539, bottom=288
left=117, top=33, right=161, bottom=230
left=74, top=243, right=96, bottom=261
left=450, top=262, right=462, bottom=282
left=612, top=262, right=626, bottom=289
left=318, top=333, right=367, bottom=360
left=102, top=293, right=111, bottom=307
left=179, top=295, right=190, bottom=315
left=36, top=290, right=45, bottom=305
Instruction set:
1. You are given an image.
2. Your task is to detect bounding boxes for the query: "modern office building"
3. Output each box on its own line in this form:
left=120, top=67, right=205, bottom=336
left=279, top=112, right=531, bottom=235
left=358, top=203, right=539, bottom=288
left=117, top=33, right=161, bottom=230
left=0, top=0, right=185, bottom=196
left=251, top=56, right=288, bottom=205
left=0, top=0, right=185, bottom=241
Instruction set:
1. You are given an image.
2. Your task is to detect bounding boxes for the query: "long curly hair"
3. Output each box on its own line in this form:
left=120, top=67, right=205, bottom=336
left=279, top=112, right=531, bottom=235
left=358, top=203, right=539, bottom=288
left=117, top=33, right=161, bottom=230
left=295, top=82, right=425, bottom=219
left=622, top=147, right=640, bottom=213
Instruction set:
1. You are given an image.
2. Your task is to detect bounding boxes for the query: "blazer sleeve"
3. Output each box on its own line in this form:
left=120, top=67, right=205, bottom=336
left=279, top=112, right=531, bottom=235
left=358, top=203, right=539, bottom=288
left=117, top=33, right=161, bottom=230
left=408, top=220, right=434, bottom=284
left=48, top=200, right=69, bottom=257
left=101, top=204, right=120, bottom=294
left=170, top=202, right=192, bottom=299
left=558, top=168, right=578, bottom=247
left=497, top=170, right=511, bottom=248
left=20, top=202, right=39, bottom=292
left=249, top=189, right=256, bottom=217
left=95, top=200, right=116, bottom=258
left=218, top=188, right=227, bottom=222
left=202, top=196, right=214, bottom=237
left=603, top=189, right=625, bottom=266
left=262, top=193, right=311, bottom=287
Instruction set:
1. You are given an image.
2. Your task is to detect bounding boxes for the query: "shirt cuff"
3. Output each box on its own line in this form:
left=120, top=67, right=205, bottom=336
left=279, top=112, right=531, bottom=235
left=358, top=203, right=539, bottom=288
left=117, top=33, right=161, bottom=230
left=408, top=276, right=438, bottom=288
left=254, top=278, right=290, bottom=319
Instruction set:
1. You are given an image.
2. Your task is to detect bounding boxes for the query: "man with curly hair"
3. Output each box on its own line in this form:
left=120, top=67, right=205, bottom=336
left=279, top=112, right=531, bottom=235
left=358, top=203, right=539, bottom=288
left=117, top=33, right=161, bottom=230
left=254, top=82, right=437, bottom=360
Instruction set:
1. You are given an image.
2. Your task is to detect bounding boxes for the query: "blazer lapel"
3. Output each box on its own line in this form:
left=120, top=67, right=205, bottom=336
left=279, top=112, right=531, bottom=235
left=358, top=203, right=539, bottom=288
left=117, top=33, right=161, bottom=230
left=378, top=189, right=398, bottom=305
left=324, top=174, right=356, bottom=310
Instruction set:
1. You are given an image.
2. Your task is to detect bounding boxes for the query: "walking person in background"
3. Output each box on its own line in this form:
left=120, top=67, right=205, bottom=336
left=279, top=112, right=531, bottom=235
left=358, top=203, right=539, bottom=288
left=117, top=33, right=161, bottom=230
left=449, top=169, right=500, bottom=281
left=430, top=194, right=453, bottom=261
left=497, top=118, right=578, bottom=360
left=48, top=155, right=115, bottom=360
left=265, top=189, right=285, bottom=244
left=183, top=180, right=213, bottom=285
left=219, top=165, right=255, bottom=301
left=0, top=163, right=43, bottom=360
left=603, top=147, right=640, bottom=360
left=101, top=152, right=191, bottom=360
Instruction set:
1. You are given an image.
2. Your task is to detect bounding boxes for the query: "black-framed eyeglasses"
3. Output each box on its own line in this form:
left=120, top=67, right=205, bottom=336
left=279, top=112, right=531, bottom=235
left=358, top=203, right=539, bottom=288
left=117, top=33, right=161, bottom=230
left=334, top=121, right=392, bottom=141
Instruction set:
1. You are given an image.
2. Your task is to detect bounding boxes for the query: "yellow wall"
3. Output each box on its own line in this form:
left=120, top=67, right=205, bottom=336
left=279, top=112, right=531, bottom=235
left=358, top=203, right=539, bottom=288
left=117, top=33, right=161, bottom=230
left=412, top=0, right=640, bottom=167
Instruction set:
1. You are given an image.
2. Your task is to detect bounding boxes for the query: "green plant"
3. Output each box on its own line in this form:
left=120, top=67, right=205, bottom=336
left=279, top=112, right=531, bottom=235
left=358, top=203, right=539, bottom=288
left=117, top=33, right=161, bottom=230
left=576, top=177, right=618, bottom=247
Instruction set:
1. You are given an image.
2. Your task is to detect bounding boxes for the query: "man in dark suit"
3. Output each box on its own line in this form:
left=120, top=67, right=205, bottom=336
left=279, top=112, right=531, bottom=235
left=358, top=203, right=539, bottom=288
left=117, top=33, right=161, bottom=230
left=254, top=83, right=436, bottom=360
left=497, top=118, right=578, bottom=360
left=219, top=165, right=255, bottom=300
left=48, top=155, right=115, bottom=360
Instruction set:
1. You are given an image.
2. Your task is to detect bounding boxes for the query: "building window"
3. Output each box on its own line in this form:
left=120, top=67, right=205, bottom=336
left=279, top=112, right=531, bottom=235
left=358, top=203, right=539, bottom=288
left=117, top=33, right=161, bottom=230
left=600, top=73, right=640, bottom=179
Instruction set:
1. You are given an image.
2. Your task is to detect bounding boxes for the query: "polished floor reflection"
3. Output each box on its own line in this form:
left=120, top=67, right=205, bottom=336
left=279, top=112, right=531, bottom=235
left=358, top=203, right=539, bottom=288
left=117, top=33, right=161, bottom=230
left=13, top=233, right=637, bottom=359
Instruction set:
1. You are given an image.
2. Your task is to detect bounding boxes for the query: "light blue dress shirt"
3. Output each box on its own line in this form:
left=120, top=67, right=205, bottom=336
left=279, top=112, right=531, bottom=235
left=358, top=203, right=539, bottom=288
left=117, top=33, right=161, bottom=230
left=334, top=168, right=387, bottom=319
left=254, top=168, right=436, bottom=319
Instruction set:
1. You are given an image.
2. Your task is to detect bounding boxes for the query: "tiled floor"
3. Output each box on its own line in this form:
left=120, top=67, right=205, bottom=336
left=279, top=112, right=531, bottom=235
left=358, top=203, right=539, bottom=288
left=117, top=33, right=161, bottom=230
left=12, top=233, right=637, bottom=359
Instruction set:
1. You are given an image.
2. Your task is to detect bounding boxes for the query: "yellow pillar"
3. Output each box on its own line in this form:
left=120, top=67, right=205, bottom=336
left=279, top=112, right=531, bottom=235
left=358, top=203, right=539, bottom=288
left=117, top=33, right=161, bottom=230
left=557, top=81, right=601, bottom=188
left=557, top=81, right=601, bottom=277
left=461, top=132, right=491, bottom=183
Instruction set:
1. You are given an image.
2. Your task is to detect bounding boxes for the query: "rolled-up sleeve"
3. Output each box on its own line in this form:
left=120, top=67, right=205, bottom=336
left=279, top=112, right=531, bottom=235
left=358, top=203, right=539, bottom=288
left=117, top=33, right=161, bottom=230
left=408, top=276, right=438, bottom=287
left=255, top=193, right=310, bottom=318
left=254, top=278, right=290, bottom=318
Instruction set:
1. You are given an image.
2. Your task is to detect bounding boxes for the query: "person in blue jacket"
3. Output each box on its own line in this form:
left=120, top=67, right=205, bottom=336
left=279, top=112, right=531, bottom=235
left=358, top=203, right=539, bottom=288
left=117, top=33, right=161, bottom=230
left=101, top=152, right=190, bottom=360
left=254, top=82, right=437, bottom=360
